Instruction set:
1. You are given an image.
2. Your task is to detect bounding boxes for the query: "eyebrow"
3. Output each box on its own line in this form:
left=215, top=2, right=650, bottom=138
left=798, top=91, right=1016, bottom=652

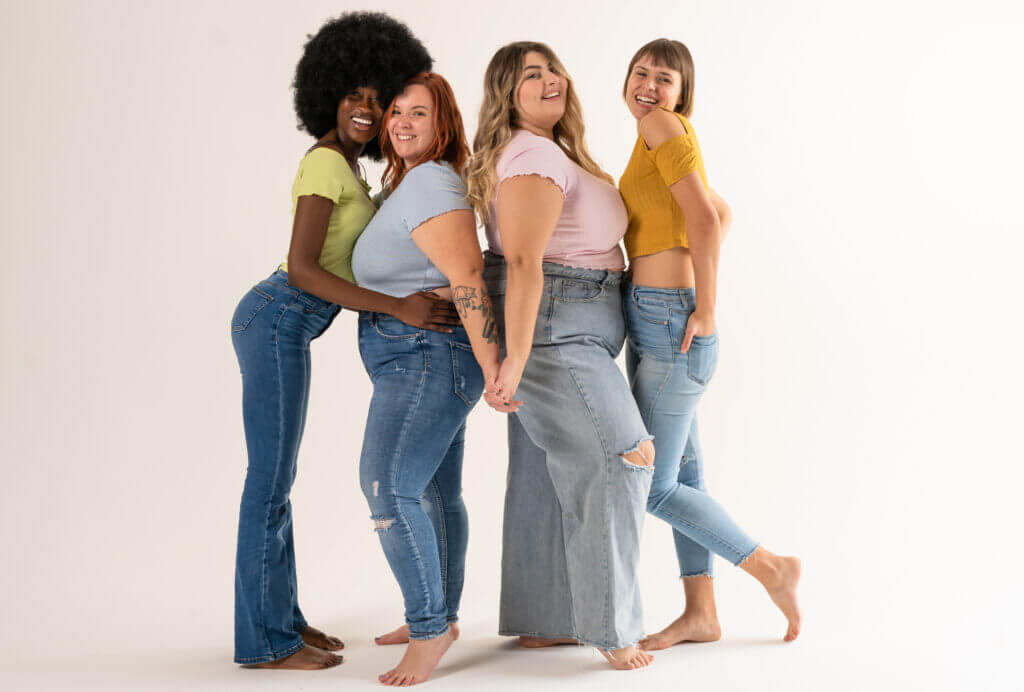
left=636, top=65, right=675, bottom=78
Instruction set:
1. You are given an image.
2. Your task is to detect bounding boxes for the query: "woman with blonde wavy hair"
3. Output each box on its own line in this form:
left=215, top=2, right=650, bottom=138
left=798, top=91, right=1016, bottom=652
left=467, top=41, right=656, bottom=670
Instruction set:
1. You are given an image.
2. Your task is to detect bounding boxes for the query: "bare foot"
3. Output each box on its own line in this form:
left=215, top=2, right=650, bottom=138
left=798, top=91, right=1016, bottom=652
left=250, top=645, right=343, bottom=670
left=765, top=556, right=802, bottom=641
left=600, top=645, right=653, bottom=670
left=301, top=625, right=344, bottom=651
left=378, top=629, right=454, bottom=686
left=518, top=636, right=577, bottom=648
left=376, top=623, right=459, bottom=646
left=639, top=611, right=722, bottom=651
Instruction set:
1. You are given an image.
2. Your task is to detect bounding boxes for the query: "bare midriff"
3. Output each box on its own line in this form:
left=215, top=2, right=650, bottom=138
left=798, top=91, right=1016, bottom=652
left=629, top=246, right=694, bottom=288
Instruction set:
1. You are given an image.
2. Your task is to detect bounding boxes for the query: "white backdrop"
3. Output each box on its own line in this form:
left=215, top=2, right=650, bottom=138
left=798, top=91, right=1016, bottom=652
left=2, top=0, right=1022, bottom=689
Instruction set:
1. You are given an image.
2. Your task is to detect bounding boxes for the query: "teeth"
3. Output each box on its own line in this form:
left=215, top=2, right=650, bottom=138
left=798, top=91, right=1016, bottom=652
left=542, top=91, right=560, bottom=99
left=352, top=117, right=373, bottom=125
left=396, top=135, right=415, bottom=141
left=636, top=96, right=657, bottom=105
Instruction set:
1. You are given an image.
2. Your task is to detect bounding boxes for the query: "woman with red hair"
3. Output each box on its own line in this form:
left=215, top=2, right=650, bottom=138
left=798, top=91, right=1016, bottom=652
left=350, top=72, right=499, bottom=686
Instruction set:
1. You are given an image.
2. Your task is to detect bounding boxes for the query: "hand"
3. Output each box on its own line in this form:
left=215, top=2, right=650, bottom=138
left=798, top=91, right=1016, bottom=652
left=394, top=292, right=461, bottom=333
left=681, top=310, right=715, bottom=353
left=484, top=356, right=524, bottom=413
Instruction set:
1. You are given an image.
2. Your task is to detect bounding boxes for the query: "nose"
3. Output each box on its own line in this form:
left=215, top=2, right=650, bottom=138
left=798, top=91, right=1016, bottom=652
left=359, top=93, right=379, bottom=114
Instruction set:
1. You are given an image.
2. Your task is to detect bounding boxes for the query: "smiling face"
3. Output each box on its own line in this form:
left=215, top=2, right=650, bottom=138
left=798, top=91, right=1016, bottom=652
left=335, top=86, right=383, bottom=147
left=625, top=56, right=683, bottom=120
left=513, top=50, right=567, bottom=137
left=387, top=83, right=437, bottom=167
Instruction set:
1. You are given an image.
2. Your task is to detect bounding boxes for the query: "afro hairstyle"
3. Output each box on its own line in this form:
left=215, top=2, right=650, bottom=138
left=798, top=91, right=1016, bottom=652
left=292, top=12, right=432, bottom=160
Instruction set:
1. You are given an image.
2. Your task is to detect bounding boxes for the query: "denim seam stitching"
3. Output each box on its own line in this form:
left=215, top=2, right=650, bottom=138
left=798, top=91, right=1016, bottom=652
left=562, top=360, right=613, bottom=644
left=389, top=360, right=436, bottom=635
left=428, top=477, right=449, bottom=602
left=234, top=638, right=304, bottom=664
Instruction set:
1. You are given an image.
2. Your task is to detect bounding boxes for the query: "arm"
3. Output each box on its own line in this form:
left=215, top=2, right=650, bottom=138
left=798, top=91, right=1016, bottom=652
left=639, top=111, right=722, bottom=351
left=491, top=175, right=563, bottom=407
left=708, top=187, right=732, bottom=241
left=287, top=194, right=459, bottom=331
left=411, top=209, right=501, bottom=381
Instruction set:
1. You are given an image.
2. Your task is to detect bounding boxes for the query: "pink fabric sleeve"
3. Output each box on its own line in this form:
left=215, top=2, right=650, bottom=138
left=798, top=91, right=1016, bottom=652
left=497, top=137, right=575, bottom=197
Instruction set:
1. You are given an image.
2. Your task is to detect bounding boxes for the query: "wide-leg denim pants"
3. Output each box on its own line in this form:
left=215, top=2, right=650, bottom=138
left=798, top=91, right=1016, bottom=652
left=230, top=269, right=340, bottom=664
left=358, top=312, right=484, bottom=640
left=484, top=253, right=653, bottom=651
left=624, top=283, right=759, bottom=578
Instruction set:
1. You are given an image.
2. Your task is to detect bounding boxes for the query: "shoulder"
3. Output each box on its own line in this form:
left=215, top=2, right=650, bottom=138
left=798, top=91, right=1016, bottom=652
left=638, top=108, right=687, bottom=149
left=506, top=129, right=565, bottom=159
left=402, top=160, right=467, bottom=194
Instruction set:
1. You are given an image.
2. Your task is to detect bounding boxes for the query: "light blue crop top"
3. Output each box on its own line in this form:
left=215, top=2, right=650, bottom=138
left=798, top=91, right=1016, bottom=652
left=352, top=161, right=472, bottom=298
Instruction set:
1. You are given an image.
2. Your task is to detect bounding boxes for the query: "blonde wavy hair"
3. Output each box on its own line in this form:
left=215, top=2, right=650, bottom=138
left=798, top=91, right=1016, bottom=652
left=465, top=41, right=612, bottom=222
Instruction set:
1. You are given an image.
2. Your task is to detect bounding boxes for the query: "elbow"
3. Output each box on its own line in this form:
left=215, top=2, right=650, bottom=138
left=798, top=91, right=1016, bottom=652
left=504, top=252, right=543, bottom=274
left=689, top=210, right=722, bottom=244
left=286, top=260, right=314, bottom=290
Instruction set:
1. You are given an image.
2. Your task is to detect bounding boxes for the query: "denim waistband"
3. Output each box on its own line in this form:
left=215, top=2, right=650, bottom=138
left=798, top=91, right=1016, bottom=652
left=260, top=269, right=335, bottom=309
left=484, top=251, right=623, bottom=286
left=626, top=282, right=697, bottom=310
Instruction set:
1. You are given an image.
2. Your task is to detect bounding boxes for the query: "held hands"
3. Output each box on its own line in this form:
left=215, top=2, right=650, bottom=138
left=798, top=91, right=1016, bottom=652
left=483, top=355, right=524, bottom=413
left=395, top=291, right=461, bottom=333
left=681, top=310, right=716, bottom=353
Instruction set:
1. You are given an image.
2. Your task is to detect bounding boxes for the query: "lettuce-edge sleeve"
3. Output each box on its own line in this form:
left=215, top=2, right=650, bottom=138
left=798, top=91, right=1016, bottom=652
left=402, top=163, right=472, bottom=233
left=498, top=139, right=574, bottom=197
left=293, top=148, right=348, bottom=203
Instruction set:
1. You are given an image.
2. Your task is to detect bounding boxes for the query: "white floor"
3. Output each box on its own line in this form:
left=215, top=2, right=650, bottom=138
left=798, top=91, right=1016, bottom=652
left=1, top=586, right=1009, bottom=692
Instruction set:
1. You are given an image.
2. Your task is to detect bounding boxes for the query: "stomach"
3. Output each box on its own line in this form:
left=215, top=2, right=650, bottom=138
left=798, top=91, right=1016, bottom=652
left=629, top=246, right=694, bottom=288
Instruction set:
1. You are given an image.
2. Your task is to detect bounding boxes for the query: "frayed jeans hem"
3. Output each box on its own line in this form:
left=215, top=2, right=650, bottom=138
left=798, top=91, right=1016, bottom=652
left=498, top=630, right=642, bottom=652
left=234, top=638, right=304, bottom=665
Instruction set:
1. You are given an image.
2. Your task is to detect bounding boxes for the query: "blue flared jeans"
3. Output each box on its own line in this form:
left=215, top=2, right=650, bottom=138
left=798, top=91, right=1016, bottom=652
left=230, top=269, right=339, bottom=664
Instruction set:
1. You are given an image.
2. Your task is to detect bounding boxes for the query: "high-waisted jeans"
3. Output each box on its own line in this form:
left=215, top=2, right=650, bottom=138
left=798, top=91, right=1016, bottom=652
left=231, top=269, right=340, bottom=663
left=624, top=283, right=759, bottom=578
left=357, top=312, right=484, bottom=640
left=484, top=252, right=653, bottom=651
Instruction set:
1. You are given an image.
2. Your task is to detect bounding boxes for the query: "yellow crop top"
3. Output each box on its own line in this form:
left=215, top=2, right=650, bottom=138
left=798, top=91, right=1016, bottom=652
left=618, top=109, right=709, bottom=260
left=280, top=147, right=376, bottom=283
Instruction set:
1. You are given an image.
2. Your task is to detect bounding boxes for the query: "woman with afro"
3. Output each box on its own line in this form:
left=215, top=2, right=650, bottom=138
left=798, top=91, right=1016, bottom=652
left=230, top=13, right=444, bottom=670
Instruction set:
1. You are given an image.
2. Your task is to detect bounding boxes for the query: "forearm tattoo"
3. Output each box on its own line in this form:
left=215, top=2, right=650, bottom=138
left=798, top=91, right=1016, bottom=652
left=453, top=286, right=499, bottom=344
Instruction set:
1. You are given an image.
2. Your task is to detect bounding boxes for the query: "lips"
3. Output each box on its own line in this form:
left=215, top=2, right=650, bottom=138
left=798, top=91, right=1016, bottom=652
left=542, top=90, right=561, bottom=101
left=635, top=94, right=657, bottom=106
left=351, top=115, right=376, bottom=131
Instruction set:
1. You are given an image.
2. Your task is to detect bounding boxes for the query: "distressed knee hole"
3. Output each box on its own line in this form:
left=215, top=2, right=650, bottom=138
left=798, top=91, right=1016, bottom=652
left=373, top=517, right=395, bottom=531
left=620, top=439, right=655, bottom=469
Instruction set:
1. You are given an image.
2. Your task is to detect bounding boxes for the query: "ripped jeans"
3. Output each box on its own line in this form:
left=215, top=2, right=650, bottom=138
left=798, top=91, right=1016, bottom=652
left=624, top=283, right=759, bottom=577
left=484, top=253, right=653, bottom=651
left=357, top=312, right=484, bottom=640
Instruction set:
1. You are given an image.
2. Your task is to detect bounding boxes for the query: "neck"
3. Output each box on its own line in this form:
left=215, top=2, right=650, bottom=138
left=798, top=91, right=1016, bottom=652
left=331, top=130, right=364, bottom=166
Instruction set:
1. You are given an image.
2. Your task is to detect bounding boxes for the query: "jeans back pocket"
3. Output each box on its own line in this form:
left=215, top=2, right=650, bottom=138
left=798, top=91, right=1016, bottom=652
left=231, top=286, right=273, bottom=332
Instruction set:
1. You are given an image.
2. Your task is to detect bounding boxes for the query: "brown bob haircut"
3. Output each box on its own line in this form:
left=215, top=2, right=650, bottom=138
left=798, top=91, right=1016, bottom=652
left=380, top=72, right=470, bottom=190
left=622, top=39, right=695, bottom=118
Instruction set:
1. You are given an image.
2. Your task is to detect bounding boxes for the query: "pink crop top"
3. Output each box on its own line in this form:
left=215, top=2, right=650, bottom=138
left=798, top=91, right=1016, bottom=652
left=484, top=129, right=626, bottom=270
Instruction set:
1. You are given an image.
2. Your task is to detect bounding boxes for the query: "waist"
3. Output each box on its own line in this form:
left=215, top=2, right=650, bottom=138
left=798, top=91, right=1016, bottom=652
left=626, top=281, right=696, bottom=310
left=260, top=269, right=336, bottom=310
left=484, top=250, right=624, bottom=285
left=628, top=247, right=695, bottom=289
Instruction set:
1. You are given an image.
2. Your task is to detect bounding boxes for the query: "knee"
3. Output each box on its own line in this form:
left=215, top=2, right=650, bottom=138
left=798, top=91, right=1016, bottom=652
left=620, top=439, right=655, bottom=469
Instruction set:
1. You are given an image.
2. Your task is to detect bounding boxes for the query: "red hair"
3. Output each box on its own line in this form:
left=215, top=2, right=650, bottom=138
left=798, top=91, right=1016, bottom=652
left=380, top=72, right=470, bottom=190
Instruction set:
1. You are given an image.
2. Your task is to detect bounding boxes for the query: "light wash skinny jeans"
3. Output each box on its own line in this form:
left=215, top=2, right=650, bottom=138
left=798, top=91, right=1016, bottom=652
left=358, top=312, right=483, bottom=640
left=624, top=283, right=759, bottom=578
left=485, top=253, right=653, bottom=651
